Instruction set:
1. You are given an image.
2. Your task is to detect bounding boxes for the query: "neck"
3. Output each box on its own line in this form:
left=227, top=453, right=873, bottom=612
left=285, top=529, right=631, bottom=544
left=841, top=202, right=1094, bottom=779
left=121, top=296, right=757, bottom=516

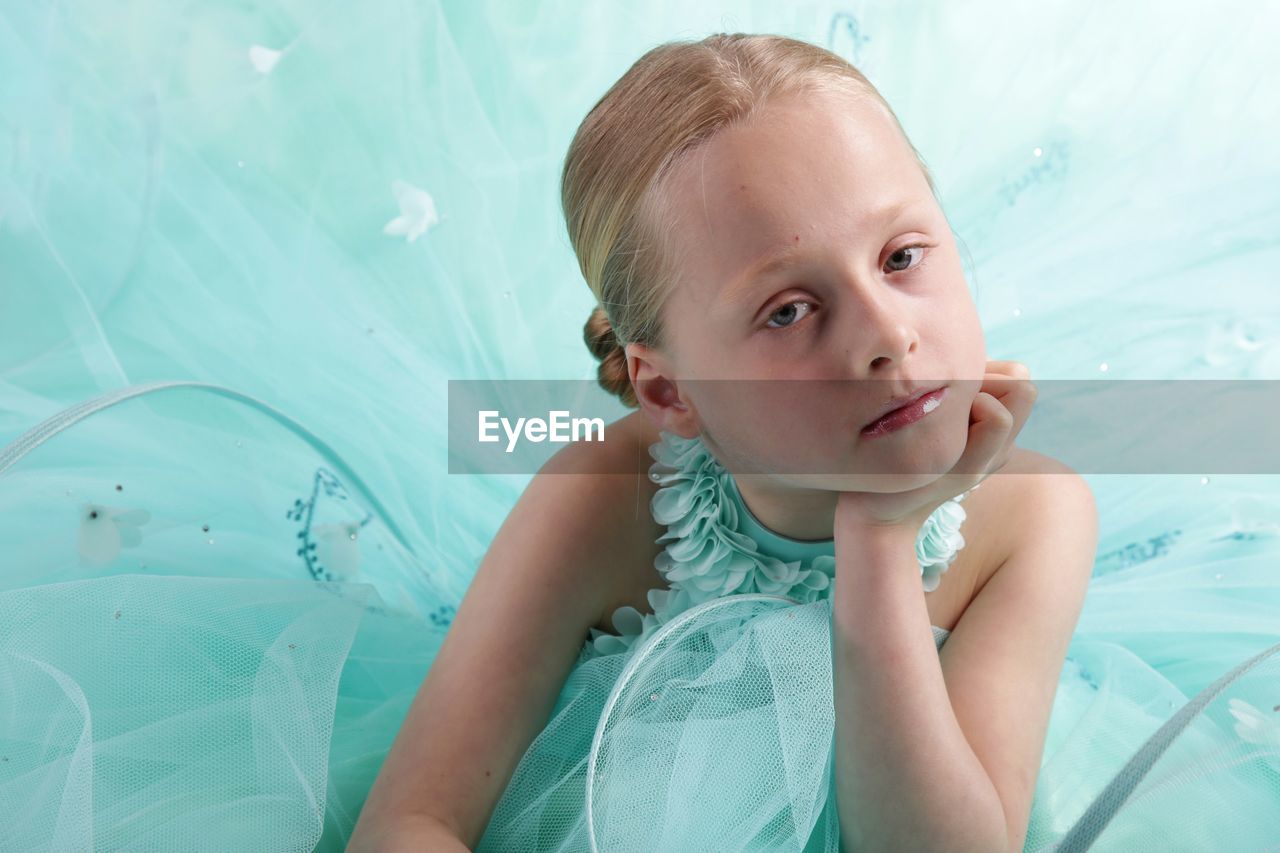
left=731, top=473, right=838, bottom=542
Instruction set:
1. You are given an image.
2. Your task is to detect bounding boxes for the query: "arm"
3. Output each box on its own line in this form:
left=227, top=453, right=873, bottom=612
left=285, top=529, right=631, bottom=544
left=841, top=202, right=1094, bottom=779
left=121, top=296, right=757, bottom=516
left=347, top=813, right=470, bottom=853
left=831, top=466, right=1097, bottom=852
left=347, top=438, right=643, bottom=851
left=832, top=521, right=1009, bottom=852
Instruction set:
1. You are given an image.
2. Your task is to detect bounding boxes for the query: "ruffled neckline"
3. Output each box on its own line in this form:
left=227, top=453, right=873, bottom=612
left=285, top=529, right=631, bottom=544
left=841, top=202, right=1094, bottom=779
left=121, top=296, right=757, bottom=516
left=581, top=430, right=978, bottom=661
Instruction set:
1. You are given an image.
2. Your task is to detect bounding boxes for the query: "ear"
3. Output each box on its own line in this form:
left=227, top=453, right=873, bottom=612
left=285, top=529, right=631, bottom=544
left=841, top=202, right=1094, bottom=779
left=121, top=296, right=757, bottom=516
left=624, top=342, right=700, bottom=439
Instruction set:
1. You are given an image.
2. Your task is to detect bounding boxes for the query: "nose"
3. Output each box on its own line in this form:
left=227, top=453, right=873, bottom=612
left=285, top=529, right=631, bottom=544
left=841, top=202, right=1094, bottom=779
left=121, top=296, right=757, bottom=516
left=841, top=280, right=920, bottom=374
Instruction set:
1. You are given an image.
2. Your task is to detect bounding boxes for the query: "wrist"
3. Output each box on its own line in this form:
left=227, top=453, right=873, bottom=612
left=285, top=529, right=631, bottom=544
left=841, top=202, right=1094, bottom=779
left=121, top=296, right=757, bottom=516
left=835, top=514, right=922, bottom=550
left=833, top=519, right=921, bottom=586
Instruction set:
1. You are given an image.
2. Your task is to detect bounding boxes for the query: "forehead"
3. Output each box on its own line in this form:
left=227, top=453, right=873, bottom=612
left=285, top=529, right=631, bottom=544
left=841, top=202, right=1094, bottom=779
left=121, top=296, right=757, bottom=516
left=660, top=87, right=929, bottom=299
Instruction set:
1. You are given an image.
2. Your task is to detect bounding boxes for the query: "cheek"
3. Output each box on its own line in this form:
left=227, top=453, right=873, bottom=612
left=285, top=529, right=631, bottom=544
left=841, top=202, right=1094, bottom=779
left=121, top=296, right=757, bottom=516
left=697, top=381, right=845, bottom=475
left=939, top=289, right=986, bottom=379
left=696, top=381, right=824, bottom=468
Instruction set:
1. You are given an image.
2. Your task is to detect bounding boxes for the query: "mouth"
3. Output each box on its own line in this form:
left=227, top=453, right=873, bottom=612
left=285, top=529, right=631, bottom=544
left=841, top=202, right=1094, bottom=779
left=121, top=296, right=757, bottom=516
left=860, top=385, right=948, bottom=438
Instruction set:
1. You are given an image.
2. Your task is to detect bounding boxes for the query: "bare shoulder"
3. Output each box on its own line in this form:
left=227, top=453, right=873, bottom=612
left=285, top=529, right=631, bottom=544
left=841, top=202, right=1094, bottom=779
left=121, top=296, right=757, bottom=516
left=541, top=410, right=668, bottom=633
left=982, top=445, right=1098, bottom=575
left=349, top=410, right=667, bottom=848
left=935, top=446, right=1095, bottom=628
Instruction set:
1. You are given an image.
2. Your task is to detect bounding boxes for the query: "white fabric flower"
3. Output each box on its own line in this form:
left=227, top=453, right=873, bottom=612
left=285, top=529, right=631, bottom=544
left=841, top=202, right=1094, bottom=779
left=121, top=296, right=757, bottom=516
left=248, top=45, right=284, bottom=75
left=383, top=180, right=439, bottom=243
left=77, top=503, right=150, bottom=566
left=1229, top=697, right=1280, bottom=746
left=580, top=432, right=973, bottom=661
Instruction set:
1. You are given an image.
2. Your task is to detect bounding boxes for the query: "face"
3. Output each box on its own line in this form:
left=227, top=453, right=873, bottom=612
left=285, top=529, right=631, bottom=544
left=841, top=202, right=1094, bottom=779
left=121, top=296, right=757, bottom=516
left=626, top=85, right=987, bottom=502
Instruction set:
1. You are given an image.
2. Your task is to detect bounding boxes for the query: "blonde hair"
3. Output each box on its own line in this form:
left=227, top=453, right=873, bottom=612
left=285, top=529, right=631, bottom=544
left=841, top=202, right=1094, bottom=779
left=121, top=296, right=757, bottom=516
left=566, top=33, right=938, bottom=409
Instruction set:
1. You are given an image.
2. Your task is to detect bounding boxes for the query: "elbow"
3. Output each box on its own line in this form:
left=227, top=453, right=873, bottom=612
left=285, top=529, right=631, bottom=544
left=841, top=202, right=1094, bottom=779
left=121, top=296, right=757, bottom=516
left=347, top=812, right=473, bottom=853
left=839, top=810, right=1011, bottom=853
left=839, top=788, right=1018, bottom=845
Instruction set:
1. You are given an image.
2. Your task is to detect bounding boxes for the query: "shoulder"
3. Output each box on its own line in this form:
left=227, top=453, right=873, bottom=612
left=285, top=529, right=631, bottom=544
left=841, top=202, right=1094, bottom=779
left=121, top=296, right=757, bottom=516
left=955, top=446, right=1095, bottom=599
left=537, top=409, right=657, bottom=479
left=534, top=410, right=667, bottom=622
left=1001, top=446, right=1096, bottom=516
left=986, top=446, right=1098, bottom=578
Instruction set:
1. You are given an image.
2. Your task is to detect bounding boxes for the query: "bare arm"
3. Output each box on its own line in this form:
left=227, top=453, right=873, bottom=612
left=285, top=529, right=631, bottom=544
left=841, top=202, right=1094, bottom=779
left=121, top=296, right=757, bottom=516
left=831, top=468, right=1096, bottom=852
left=347, top=813, right=470, bottom=852
left=347, top=437, right=643, bottom=851
left=832, top=520, right=1008, bottom=852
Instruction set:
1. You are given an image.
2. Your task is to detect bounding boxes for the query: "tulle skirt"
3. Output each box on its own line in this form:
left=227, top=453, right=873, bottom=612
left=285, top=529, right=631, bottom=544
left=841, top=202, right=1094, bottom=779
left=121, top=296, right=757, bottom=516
left=3, top=0, right=1280, bottom=850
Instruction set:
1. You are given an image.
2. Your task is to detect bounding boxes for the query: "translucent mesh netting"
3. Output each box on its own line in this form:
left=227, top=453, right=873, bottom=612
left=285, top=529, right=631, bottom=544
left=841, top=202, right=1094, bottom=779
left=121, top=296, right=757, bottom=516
left=0, top=574, right=367, bottom=850
left=0, top=386, right=452, bottom=850
left=483, top=588, right=1280, bottom=853
left=1029, top=645, right=1280, bottom=852
left=586, top=595, right=840, bottom=852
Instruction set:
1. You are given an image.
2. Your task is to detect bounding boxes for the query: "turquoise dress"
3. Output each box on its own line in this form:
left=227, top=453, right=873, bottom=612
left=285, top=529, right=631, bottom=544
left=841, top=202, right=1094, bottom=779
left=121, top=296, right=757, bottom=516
left=478, top=429, right=970, bottom=851
left=4, top=1, right=1280, bottom=850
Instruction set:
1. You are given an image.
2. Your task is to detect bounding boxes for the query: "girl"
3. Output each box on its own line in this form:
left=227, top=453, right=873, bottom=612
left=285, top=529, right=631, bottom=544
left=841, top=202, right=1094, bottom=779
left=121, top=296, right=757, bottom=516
left=4, top=20, right=1279, bottom=853
left=349, top=33, right=1276, bottom=852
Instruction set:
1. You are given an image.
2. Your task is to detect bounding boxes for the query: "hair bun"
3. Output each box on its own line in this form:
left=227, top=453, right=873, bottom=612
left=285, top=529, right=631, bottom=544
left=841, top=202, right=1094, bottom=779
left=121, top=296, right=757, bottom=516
left=584, top=305, right=638, bottom=408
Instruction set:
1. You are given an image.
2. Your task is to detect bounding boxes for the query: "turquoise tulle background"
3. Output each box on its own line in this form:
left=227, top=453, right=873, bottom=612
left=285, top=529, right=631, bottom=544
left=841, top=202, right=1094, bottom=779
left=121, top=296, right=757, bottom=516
left=2, top=1, right=1280, bottom=850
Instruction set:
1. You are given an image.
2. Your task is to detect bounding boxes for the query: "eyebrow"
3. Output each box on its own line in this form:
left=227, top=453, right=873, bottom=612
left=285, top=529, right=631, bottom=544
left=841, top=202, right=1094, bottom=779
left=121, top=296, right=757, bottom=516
left=719, top=199, right=921, bottom=306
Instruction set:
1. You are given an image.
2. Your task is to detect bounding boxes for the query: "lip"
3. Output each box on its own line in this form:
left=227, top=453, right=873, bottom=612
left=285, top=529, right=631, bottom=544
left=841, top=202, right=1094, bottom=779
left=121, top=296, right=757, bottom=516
left=861, top=385, right=948, bottom=438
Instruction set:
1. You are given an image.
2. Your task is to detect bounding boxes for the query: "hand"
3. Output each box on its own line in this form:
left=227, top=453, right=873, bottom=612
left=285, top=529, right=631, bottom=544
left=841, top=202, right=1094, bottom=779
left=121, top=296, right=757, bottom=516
left=834, top=360, right=1037, bottom=534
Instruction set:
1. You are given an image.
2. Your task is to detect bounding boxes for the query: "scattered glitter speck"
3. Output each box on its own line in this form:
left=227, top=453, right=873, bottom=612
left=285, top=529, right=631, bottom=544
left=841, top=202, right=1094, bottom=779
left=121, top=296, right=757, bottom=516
left=1201, top=476, right=1211, bottom=485
left=1099, top=362, right=1109, bottom=372
left=1033, top=147, right=1043, bottom=157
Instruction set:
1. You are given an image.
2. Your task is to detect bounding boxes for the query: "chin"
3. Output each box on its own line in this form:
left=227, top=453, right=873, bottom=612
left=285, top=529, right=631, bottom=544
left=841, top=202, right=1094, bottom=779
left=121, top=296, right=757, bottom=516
left=853, top=415, right=968, bottom=488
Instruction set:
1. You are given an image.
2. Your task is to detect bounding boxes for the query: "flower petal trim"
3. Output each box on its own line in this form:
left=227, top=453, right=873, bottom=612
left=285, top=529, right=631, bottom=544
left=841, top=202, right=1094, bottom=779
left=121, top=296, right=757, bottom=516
left=581, top=431, right=976, bottom=661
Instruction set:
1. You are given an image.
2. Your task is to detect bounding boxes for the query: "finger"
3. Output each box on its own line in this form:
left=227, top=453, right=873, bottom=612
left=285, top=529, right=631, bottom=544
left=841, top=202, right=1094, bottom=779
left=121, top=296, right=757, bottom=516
left=979, top=373, right=1037, bottom=442
left=953, top=391, right=1013, bottom=478
left=985, top=360, right=1031, bottom=379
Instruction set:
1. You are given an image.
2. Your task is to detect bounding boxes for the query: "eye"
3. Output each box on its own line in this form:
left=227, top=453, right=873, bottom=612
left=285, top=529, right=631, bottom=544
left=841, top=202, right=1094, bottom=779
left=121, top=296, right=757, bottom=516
left=764, top=300, right=814, bottom=330
left=760, top=243, right=931, bottom=333
left=885, top=243, right=929, bottom=274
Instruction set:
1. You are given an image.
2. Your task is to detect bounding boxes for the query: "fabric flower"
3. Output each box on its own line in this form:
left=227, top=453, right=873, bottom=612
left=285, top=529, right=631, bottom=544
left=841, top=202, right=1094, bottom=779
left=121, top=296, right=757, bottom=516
left=1228, top=697, right=1280, bottom=746
left=77, top=503, right=151, bottom=566
left=579, top=432, right=973, bottom=661
left=1228, top=696, right=1280, bottom=775
left=248, top=45, right=284, bottom=75
left=383, top=179, right=440, bottom=243
left=916, top=495, right=970, bottom=592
